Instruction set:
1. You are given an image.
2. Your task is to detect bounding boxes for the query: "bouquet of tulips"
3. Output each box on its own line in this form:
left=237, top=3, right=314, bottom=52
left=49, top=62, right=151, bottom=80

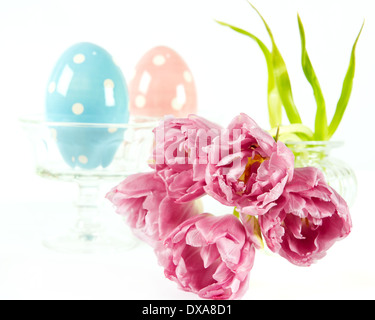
left=106, top=2, right=361, bottom=300
left=106, top=113, right=351, bottom=300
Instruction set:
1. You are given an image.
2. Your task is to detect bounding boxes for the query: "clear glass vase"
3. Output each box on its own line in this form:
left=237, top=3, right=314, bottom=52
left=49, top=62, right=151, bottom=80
left=286, top=141, right=357, bottom=207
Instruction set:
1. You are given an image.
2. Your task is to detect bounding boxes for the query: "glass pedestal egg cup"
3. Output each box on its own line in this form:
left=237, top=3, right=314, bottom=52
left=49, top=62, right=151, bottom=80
left=20, top=115, right=158, bottom=254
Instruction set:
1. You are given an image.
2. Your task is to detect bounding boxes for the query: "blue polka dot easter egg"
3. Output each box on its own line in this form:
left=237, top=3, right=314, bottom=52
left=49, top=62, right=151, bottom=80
left=46, top=42, right=129, bottom=169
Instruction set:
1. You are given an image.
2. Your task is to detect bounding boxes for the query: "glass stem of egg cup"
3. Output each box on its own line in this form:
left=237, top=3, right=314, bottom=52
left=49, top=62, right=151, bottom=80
left=43, top=177, right=139, bottom=254
left=74, top=179, right=102, bottom=242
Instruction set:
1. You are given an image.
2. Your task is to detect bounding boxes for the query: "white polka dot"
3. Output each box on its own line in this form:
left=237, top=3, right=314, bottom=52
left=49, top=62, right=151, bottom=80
left=78, top=155, right=88, bottom=164
left=171, top=98, right=183, bottom=111
left=183, top=71, right=193, bottom=83
left=108, top=127, right=118, bottom=133
left=153, top=55, right=166, bottom=66
left=135, top=95, right=146, bottom=108
left=104, top=79, right=115, bottom=89
left=73, top=54, right=85, bottom=64
left=48, top=82, right=56, bottom=93
left=72, top=156, right=75, bottom=162
left=72, top=103, right=84, bottom=115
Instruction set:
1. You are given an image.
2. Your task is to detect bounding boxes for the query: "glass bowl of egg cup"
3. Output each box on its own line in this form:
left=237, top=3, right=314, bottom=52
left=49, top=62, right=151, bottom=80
left=20, top=114, right=158, bottom=253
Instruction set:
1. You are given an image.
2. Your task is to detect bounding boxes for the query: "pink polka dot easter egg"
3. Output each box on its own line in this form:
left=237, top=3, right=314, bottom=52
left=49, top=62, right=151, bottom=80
left=129, top=46, right=197, bottom=118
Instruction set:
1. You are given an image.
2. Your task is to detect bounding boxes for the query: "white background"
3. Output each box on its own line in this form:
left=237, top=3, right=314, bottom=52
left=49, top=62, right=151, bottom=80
left=0, top=0, right=374, bottom=300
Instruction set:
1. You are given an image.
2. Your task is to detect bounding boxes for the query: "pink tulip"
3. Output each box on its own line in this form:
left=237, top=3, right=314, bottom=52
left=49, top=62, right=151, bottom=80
left=106, top=172, right=200, bottom=247
left=151, top=115, right=222, bottom=203
left=258, top=167, right=352, bottom=266
left=205, top=113, right=294, bottom=215
left=156, top=213, right=255, bottom=300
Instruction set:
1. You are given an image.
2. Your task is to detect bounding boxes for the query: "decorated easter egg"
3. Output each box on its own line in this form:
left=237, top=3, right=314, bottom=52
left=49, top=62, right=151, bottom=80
left=46, top=42, right=129, bottom=169
left=129, top=46, right=197, bottom=118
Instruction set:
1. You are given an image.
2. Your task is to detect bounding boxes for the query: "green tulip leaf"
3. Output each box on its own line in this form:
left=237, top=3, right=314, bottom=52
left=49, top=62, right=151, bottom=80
left=297, top=14, right=328, bottom=140
left=248, top=1, right=302, bottom=125
left=268, top=123, right=314, bottom=141
left=328, top=21, right=364, bottom=139
left=215, top=20, right=282, bottom=128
